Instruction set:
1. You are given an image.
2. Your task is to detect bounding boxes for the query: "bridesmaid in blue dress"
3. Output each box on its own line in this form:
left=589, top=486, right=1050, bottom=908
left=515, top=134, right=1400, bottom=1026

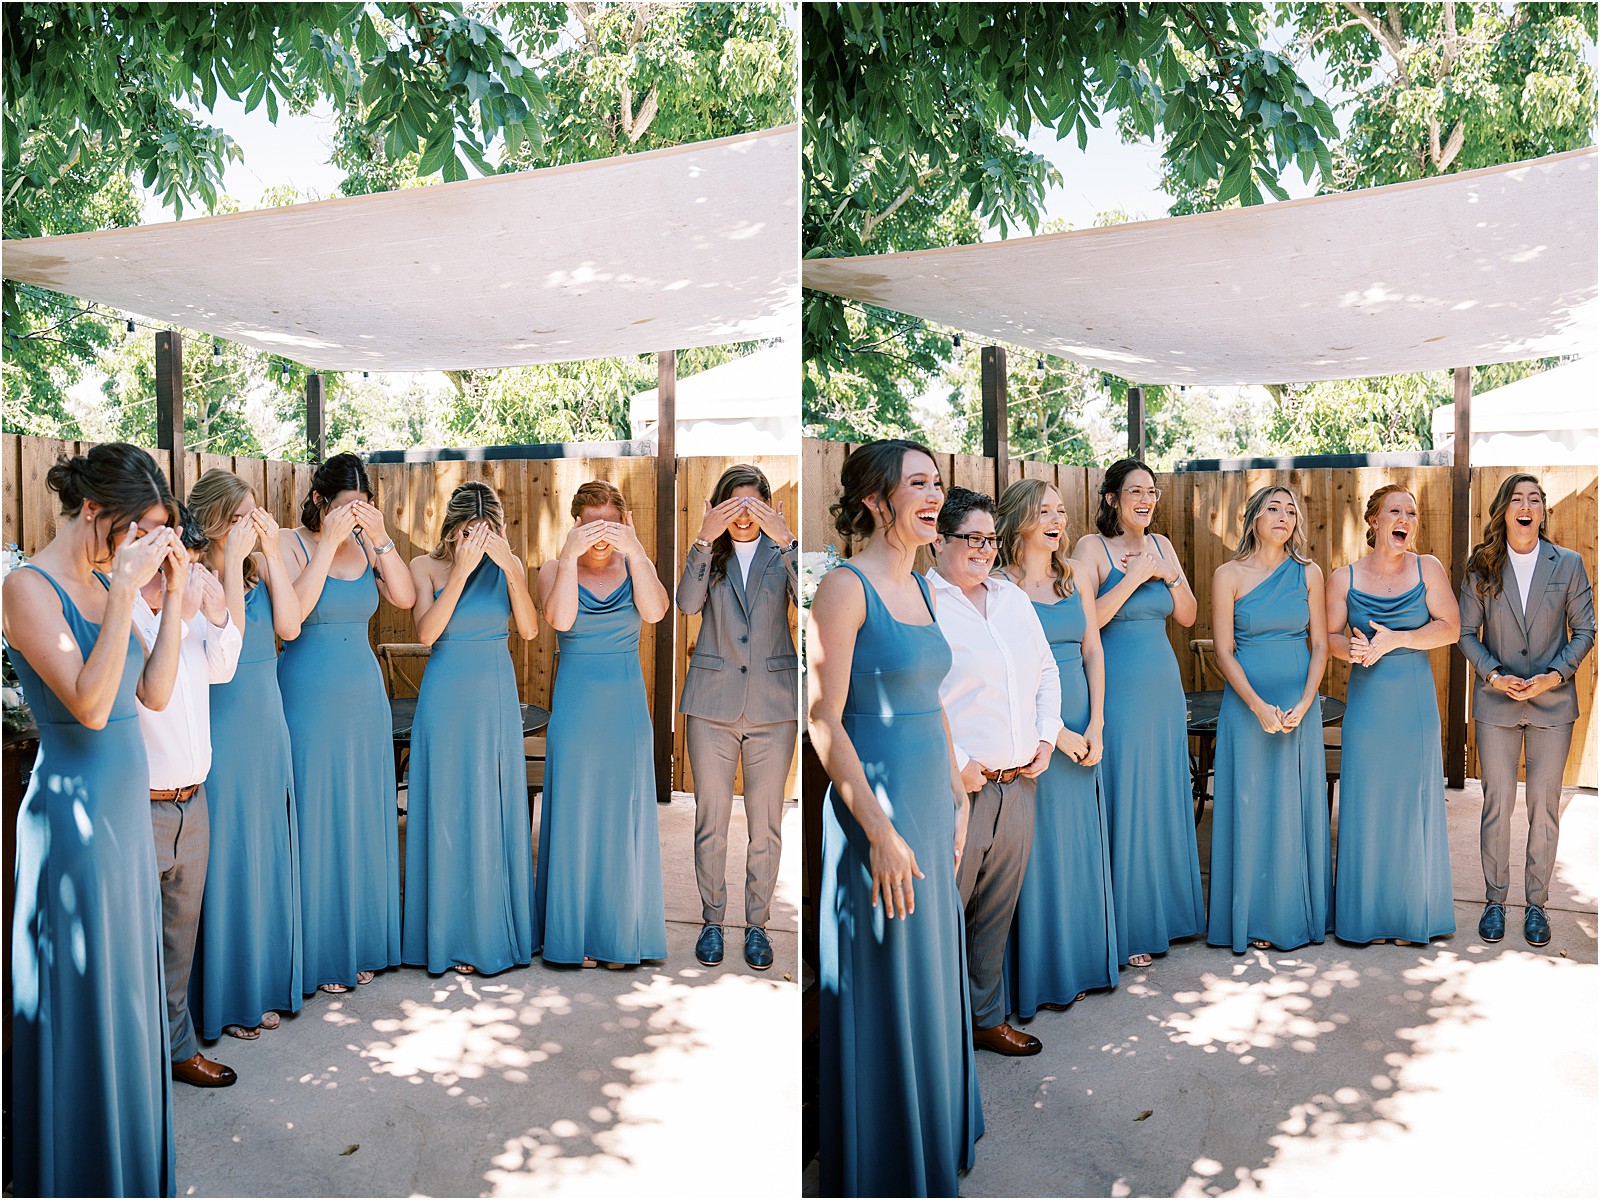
left=808, top=439, right=982, bottom=1197
left=1072, top=459, right=1203, bottom=968
left=1207, top=486, right=1332, bottom=953
left=187, top=469, right=305, bottom=1039
left=534, top=480, right=671, bottom=968
left=4, top=443, right=183, bottom=1197
left=1327, top=483, right=1460, bottom=945
left=404, top=481, right=539, bottom=975
left=277, top=454, right=416, bottom=992
left=995, top=479, right=1118, bottom=1016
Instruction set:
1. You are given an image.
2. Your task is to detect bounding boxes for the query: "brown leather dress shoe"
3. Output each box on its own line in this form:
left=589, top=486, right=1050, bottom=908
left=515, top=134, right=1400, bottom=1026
left=971, top=1022, right=1042, bottom=1057
left=171, top=1053, right=238, bottom=1088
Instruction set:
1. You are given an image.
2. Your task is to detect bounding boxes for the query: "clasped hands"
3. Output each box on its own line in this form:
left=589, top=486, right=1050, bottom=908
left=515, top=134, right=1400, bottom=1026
left=1490, top=668, right=1561, bottom=702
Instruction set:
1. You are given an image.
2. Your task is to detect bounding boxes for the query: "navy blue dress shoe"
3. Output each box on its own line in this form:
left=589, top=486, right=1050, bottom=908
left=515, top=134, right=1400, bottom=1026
left=1524, top=904, right=1551, bottom=946
left=695, top=923, right=724, bottom=966
left=1478, top=902, right=1505, bottom=942
left=744, top=925, right=773, bottom=970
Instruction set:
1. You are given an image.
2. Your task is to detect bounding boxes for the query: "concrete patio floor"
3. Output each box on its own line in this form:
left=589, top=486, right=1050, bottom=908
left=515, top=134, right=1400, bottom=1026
left=959, top=780, right=1599, bottom=1199
left=173, top=793, right=800, bottom=1198
left=801, top=779, right=1598, bottom=1199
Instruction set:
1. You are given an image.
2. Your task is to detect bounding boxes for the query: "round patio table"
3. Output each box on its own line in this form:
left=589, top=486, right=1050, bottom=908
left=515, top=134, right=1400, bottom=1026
left=1185, top=689, right=1345, bottom=825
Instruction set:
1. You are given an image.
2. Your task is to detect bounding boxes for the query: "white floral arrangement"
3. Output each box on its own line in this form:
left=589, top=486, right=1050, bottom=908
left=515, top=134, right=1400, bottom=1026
left=800, top=545, right=843, bottom=610
left=2, top=545, right=35, bottom=735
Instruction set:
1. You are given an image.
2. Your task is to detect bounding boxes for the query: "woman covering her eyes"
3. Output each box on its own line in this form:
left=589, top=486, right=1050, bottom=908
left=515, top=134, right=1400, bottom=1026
left=403, top=481, right=539, bottom=976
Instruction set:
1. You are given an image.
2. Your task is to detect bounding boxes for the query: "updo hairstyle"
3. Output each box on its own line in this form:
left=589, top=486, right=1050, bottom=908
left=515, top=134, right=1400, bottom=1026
left=432, top=480, right=507, bottom=561
left=46, top=442, right=177, bottom=561
left=829, top=437, right=936, bottom=557
left=1362, top=483, right=1416, bottom=549
left=570, top=479, right=626, bottom=520
left=301, top=453, right=373, bottom=532
left=1094, top=457, right=1158, bottom=538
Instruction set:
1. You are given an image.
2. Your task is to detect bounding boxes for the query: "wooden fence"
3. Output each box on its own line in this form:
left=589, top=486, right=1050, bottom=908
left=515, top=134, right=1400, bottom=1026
left=802, top=438, right=1598, bottom=788
left=3, top=435, right=799, bottom=795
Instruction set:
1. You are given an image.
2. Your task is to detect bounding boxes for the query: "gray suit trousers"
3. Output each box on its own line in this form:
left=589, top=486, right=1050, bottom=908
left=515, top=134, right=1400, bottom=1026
left=151, top=784, right=210, bottom=1062
left=956, top=775, right=1036, bottom=1029
left=687, top=714, right=796, bottom=927
left=1476, top=719, right=1574, bottom=907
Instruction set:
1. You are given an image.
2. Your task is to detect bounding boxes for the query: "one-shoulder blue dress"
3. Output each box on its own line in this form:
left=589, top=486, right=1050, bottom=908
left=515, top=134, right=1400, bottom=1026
left=818, top=563, right=982, bottom=1197
left=403, top=560, right=534, bottom=974
left=1004, top=589, right=1118, bottom=1016
left=1335, top=557, right=1454, bottom=943
left=193, top=582, right=304, bottom=1034
left=1096, top=540, right=1205, bottom=961
left=1207, top=559, right=1331, bottom=952
left=534, top=574, right=667, bottom=965
left=9, top=564, right=175, bottom=1197
left=277, top=537, right=402, bottom=988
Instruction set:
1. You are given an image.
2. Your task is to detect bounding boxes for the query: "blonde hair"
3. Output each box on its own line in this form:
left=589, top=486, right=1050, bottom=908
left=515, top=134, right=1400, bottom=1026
left=571, top=479, right=626, bottom=520
left=1364, top=483, right=1417, bottom=549
left=995, top=478, right=1076, bottom=597
left=431, top=481, right=505, bottom=561
left=1233, top=485, right=1310, bottom=565
left=188, top=468, right=260, bottom=589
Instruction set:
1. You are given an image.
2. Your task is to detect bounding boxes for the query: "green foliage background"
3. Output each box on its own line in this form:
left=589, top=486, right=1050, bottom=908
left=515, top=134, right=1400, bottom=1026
left=2, top=2, right=797, bottom=460
left=803, top=1, right=1596, bottom=466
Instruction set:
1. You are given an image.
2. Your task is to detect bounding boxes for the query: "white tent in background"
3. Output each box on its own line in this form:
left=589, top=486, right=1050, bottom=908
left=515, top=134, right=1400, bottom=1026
left=1433, top=358, right=1599, bottom=465
left=631, top=342, right=799, bottom=455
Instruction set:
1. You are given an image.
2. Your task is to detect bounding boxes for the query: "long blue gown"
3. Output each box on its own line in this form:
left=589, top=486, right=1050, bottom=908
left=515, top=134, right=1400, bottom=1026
left=193, top=582, right=304, bottom=1035
left=1335, top=558, right=1454, bottom=943
left=277, top=540, right=401, bottom=988
left=9, top=565, right=175, bottom=1197
left=403, top=561, right=534, bottom=974
left=1004, top=590, right=1118, bottom=1017
left=1096, top=540, right=1205, bottom=961
left=819, top=563, right=982, bottom=1197
left=1207, top=559, right=1331, bottom=952
left=534, top=574, right=667, bottom=965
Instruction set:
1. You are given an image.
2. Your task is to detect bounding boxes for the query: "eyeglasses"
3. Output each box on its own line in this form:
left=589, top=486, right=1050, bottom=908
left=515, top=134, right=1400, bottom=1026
left=950, top=533, right=1000, bottom=549
left=1121, top=487, right=1161, bottom=503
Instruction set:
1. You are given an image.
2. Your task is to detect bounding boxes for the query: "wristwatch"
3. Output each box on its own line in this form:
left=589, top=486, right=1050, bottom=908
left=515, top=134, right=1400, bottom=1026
left=781, top=537, right=799, bottom=552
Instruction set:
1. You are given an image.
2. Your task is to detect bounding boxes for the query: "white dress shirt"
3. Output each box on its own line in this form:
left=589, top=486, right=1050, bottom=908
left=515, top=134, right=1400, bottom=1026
left=133, top=596, right=242, bottom=789
left=927, top=569, right=1063, bottom=772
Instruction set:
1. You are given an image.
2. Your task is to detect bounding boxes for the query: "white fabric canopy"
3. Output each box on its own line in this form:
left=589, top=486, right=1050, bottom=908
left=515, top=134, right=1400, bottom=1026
left=1432, top=358, right=1598, bottom=465
left=2, top=127, right=798, bottom=372
left=804, top=148, right=1598, bottom=385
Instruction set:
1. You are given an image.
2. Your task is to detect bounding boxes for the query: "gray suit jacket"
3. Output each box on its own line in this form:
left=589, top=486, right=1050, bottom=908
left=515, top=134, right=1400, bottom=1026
left=675, top=534, right=799, bottom=725
left=1458, top=539, right=1595, bottom=728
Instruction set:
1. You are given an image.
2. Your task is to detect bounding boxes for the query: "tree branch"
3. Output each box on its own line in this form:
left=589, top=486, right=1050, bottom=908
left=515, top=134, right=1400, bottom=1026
left=1340, top=2, right=1412, bottom=85
left=1436, top=118, right=1465, bottom=171
left=861, top=168, right=938, bottom=242
left=1179, top=5, right=1248, bottom=106
left=1440, top=1, right=1459, bottom=75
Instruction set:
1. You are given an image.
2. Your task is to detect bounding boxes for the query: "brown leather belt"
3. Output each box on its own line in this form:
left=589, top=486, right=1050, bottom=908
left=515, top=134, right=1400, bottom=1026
left=150, top=784, right=201, bottom=803
left=981, top=765, right=1027, bottom=785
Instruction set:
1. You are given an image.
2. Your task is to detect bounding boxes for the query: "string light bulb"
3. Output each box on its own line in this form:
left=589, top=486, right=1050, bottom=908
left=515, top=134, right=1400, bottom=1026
left=125, top=318, right=135, bottom=334
left=951, top=333, right=962, bottom=351
left=1035, top=357, right=1046, bottom=376
left=280, top=362, right=290, bottom=384
left=212, top=339, right=223, bottom=364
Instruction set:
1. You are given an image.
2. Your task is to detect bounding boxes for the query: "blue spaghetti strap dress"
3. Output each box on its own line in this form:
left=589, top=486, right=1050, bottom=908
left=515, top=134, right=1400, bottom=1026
left=9, top=564, right=175, bottom=1197
left=193, top=582, right=304, bottom=1034
left=1335, top=557, right=1454, bottom=943
left=403, top=560, right=534, bottom=974
left=1004, top=590, right=1118, bottom=1016
left=277, top=533, right=401, bottom=988
left=534, top=574, right=667, bottom=965
left=818, top=563, right=982, bottom=1197
left=1207, top=559, right=1331, bottom=952
left=1096, top=538, right=1205, bottom=961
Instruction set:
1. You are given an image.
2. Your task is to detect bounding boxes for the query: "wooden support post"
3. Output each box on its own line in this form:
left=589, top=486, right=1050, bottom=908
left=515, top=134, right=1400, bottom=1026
left=653, top=350, right=678, bottom=804
left=305, top=373, right=326, bottom=463
left=980, top=346, right=1009, bottom=498
left=1128, top=385, right=1146, bottom=462
left=1446, top=365, right=1472, bottom=790
left=154, top=330, right=185, bottom=497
